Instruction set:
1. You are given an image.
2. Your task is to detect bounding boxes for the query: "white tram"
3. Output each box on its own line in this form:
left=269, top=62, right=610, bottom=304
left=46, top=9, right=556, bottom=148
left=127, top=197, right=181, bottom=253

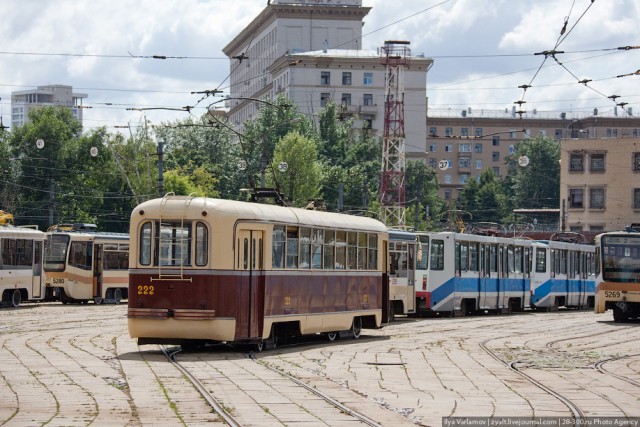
left=128, top=195, right=389, bottom=348
left=44, top=224, right=129, bottom=304
left=387, top=230, right=417, bottom=319
left=0, top=226, right=47, bottom=307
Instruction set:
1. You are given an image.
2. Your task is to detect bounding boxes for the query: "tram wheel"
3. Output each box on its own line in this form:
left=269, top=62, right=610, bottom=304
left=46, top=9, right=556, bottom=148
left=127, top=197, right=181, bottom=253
left=255, top=340, right=265, bottom=352
left=612, top=306, right=629, bottom=322
left=10, top=290, right=21, bottom=308
left=113, top=288, right=122, bottom=305
left=94, top=297, right=103, bottom=305
left=351, top=317, right=362, bottom=339
left=326, top=332, right=338, bottom=342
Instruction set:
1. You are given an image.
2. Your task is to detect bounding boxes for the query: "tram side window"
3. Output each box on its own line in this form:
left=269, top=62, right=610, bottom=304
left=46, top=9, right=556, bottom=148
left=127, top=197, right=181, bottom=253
left=299, top=228, right=311, bottom=269
left=323, top=230, right=335, bottom=270
left=416, top=240, right=429, bottom=270
left=514, top=247, right=522, bottom=273
left=272, top=225, right=286, bottom=269
left=286, top=227, right=299, bottom=268
left=195, top=222, right=208, bottom=266
left=311, top=229, right=323, bottom=269
left=347, top=232, right=357, bottom=270
left=456, top=241, right=469, bottom=273
left=508, top=245, right=515, bottom=274
left=357, top=232, right=367, bottom=270
left=489, top=245, right=498, bottom=273
left=536, top=248, right=547, bottom=273
left=1, top=238, right=34, bottom=269
left=104, top=246, right=129, bottom=270
left=468, top=243, right=478, bottom=272
left=139, top=222, right=152, bottom=266
left=335, top=230, right=346, bottom=269
left=69, top=241, right=92, bottom=270
left=430, top=240, right=445, bottom=271
left=367, top=234, right=378, bottom=270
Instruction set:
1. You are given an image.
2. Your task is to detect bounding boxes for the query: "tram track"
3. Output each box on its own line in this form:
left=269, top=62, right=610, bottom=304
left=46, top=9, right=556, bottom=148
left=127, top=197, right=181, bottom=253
left=594, top=353, right=640, bottom=388
left=480, top=339, right=586, bottom=421
left=160, top=346, right=242, bottom=427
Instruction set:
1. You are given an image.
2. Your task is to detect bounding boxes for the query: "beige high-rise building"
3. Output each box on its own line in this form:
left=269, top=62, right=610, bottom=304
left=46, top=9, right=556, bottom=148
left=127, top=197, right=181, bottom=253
left=11, top=84, right=87, bottom=128
left=223, top=0, right=430, bottom=157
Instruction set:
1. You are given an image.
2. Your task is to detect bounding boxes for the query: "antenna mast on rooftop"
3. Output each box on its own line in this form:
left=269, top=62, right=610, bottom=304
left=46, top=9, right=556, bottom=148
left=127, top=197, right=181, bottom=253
left=379, top=40, right=410, bottom=228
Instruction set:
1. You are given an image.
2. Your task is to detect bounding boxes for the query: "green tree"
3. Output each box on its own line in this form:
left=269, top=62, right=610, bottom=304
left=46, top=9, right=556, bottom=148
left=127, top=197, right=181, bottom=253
left=268, top=131, right=322, bottom=206
left=154, top=116, right=242, bottom=199
left=458, top=169, right=511, bottom=224
left=318, top=100, right=351, bottom=165
left=506, top=136, right=561, bottom=209
left=8, top=106, right=83, bottom=228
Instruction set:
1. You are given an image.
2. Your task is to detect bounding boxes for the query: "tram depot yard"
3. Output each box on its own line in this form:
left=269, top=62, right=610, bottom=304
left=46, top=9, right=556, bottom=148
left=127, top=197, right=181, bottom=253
left=0, top=303, right=638, bottom=426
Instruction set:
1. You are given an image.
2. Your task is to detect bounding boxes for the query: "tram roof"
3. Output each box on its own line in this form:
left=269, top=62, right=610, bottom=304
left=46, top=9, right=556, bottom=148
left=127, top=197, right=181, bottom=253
left=133, top=196, right=388, bottom=233
left=0, top=226, right=46, bottom=239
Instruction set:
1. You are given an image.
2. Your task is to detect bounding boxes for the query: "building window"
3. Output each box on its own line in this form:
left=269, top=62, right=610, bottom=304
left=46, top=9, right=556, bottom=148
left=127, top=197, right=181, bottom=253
left=633, top=129, right=639, bottom=138
left=569, top=188, right=584, bottom=209
left=569, top=153, right=584, bottom=172
left=459, top=143, right=471, bottom=152
left=459, top=158, right=471, bottom=168
left=475, top=160, right=482, bottom=169
left=444, top=190, right=452, bottom=200
left=555, top=129, right=563, bottom=139
left=429, top=127, right=437, bottom=136
left=633, top=152, right=640, bottom=171
left=474, top=143, right=483, bottom=153
left=590, top=153, right=605, bottom=172
left=444, top=174, right=452, bottom=184
left=341, top=93, right=351, bottom=106
left=429, top=144, right=437, bottom=152
left=509, top=145, right=516, bottom=154
left=363, top=72, right=373, bottom=85
left=445, top=145, right=453, bottom=152
left=510, top=129, right=517, bottom=138
left=460, top=174, right=469, bottom=184
left=634, top=189, right=640, bottom=209
left=606, top=128, right=618, bottom=138
left=492, top=152, right=500, bottom=162
left=362, top=115, right=373, bottom=129
left=493, top=167, right=500, bottom=176
left=429, top=158, right=437, bottom=168
left=569, top=225, right=583, bottom=232
left=320, top=93, right=330, bottom=107
left=445, top=127, right=453, bottom=137
left=461, top=128, right=469, bottom=137
left=492, top=136, right=500, bottom=146
left=475, top=128, right=483, bottom=137
left=320, top=71, right=330, bottom=85
left=590, top=225, right=604, bottom=232
left=589, top=187, right=605, bottom=209
left=363, top=93, right=373, bottom=106
left=342, top=72, right=352, bottom=85
left=539, top=129, right=547, bottom=137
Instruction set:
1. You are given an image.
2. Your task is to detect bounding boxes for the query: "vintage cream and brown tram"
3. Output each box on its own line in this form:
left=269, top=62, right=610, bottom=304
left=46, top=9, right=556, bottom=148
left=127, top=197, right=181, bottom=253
left=128, top=195, right=389, bottom=349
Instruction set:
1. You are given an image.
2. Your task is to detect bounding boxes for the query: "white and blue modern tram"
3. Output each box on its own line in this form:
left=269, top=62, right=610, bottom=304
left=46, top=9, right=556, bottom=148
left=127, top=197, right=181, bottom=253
left=421, top=232, right=532, bottom=316
left=530, top=240, right=595, bottom=310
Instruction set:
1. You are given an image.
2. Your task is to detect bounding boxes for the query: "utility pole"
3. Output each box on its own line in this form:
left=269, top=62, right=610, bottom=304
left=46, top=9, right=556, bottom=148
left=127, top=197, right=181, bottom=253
left=157, top=142, right=164, bottom=197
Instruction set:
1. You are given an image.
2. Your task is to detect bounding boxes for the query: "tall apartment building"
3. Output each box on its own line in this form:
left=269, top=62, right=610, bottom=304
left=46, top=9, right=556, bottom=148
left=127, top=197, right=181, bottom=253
left=11, top=85, right=88, bottom=128
left=222, top=0, right=430, bottom=158
left=425, top=112, right=640, bottom=202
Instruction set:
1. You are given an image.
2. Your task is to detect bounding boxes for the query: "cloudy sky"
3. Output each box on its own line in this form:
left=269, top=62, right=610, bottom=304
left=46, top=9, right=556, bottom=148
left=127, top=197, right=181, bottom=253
left=1, top=0, right=639, bottom=132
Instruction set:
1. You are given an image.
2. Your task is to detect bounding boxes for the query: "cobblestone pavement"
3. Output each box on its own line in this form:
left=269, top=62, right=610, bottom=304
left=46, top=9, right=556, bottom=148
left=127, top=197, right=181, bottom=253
left=0, top=303, right=638, bottom=426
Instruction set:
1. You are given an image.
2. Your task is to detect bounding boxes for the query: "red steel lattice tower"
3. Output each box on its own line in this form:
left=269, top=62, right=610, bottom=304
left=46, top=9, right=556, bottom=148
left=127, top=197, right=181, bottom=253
left=379, top=40, right=410, bottom=227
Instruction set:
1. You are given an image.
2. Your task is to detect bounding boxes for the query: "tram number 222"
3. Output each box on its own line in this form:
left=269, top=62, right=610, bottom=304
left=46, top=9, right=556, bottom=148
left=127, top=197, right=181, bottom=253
left=137, top=285, right=155, bottom=296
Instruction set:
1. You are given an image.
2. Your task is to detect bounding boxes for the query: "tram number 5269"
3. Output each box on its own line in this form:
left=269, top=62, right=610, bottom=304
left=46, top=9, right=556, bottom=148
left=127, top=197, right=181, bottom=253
left=604, top=290, right=621, bottom=299
left=137, top=285, right=155, bottom=296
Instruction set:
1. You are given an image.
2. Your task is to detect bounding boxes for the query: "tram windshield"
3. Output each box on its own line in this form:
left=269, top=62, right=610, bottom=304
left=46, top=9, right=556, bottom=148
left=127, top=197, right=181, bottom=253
left=44, top=234, right=70, bottom=272
left=601, top=235, right=640, bottom=282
